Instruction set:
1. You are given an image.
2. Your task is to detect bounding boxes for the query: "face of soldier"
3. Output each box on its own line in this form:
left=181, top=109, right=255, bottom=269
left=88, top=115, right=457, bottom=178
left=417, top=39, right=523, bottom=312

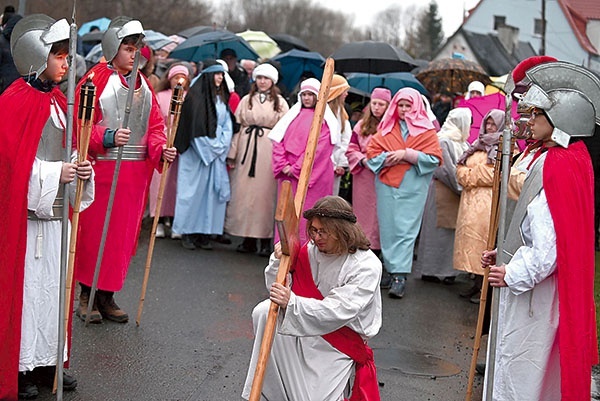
left=40, top=51, right=68, bottom=83
left=112, top=42, right=139, bottom=75
left=527, top=108, right=554, bottom=143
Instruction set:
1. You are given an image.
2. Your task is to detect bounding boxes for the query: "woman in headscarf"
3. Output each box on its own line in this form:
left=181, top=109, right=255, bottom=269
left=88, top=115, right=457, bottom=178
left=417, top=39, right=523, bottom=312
left=148, top=63, right=191, bottom=239
left=415, top=108, right=472, bottom=284
left=366, top=87, right=443, bottom=299
left=345, top=87, right=392, bottom=262
left=224, top=63, right=289, bottom=256
left=453, top=108, right=505, bottom=302
left=269, top=77, right=339, bottom=245
left=327, top=74, right=351, bottom=196
left=173, top=61, right=233, bottom=250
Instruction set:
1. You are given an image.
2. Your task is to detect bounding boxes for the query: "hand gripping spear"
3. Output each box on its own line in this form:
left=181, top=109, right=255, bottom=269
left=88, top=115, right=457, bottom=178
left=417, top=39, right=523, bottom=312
left=248, top=58, right=335, bottom=401
left=464, top=74, right=515, bottom=401
left=136, top=78, right=185, bottom=326
left=54, top=8, right=78, bottom=399
left=85, top=44, right=143, bottom=326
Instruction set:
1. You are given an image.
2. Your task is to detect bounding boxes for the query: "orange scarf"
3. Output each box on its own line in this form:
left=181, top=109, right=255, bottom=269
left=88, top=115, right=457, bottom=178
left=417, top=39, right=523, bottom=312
left=366, top=122, right=442, bottom=188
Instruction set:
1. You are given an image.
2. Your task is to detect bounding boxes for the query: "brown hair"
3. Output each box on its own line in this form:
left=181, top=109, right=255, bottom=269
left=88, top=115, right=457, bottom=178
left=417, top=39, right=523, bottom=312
left=50, top=39, right=69, bottom=56
left=247, top=81, right=282, bottom=112
left=304, top=196, right=370, bottom=255
left=359, top=102, right=383, bottom=137
left=154, top=62, right=192, bottom=93
left=328, top=96, right=348, bottom=127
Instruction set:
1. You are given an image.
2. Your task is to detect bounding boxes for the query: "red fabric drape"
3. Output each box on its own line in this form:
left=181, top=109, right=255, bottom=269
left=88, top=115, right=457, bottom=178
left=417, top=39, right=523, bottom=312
left=0, top=79, right=67, bottom=400
left=290, top=245, right=380, bottom=401
left=544, top=141, right=598, bottom=400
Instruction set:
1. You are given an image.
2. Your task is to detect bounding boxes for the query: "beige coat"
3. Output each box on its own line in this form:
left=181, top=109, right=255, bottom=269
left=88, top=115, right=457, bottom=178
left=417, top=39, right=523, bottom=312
left=453, top=151, right=495, bottom=275
left=224, top=94, right=288, bottom=238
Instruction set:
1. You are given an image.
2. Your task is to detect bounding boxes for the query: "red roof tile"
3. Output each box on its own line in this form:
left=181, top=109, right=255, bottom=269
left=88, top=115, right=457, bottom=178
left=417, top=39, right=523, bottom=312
left=559, top=0, right=599, bottom=54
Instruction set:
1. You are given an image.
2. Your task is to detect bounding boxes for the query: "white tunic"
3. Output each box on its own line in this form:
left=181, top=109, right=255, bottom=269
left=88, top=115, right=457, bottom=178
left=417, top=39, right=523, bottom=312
left=20, top=156, right=94, bottom=372
left=485, top=189, right=560, bottom=401
left=242, top=243, right=382, bottom=401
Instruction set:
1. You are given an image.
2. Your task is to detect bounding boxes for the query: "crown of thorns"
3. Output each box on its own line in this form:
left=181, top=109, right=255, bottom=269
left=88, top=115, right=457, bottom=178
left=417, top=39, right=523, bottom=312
left=303, top=207, right=357, bottom=223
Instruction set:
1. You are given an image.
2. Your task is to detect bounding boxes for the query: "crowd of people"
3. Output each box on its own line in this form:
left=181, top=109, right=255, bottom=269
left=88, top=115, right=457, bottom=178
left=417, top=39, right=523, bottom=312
left=0, top=11, right=598, bottom=401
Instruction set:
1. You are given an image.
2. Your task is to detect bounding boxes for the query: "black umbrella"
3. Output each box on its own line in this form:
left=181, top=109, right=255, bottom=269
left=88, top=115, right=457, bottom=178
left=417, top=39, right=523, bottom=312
left=269, top=33, right=309, bottom=52
left=81, top=30, right=104, bottom=44
left=178, top=25, right=218, bottom=39
left=331, top=41, right=417, bottom=74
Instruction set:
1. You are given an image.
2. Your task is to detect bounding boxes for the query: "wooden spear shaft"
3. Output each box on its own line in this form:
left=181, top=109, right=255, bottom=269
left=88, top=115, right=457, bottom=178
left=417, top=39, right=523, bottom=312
left=54, top=16, right=78, bottom=398
left=248, top=58, right=335, bottom=401
left=136, top=81, right=184, bottom=326
left=465, top=137, right=503, bottom=401
left=85, top=48, right=142, bottom=326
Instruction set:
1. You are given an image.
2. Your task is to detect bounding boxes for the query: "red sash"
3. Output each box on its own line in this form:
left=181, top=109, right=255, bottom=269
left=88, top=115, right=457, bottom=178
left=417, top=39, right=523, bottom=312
left=290, top=245, right=380, bottom=401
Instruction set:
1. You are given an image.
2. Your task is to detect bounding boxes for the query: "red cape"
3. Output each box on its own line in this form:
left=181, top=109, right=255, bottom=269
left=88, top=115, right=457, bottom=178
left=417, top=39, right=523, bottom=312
left=544, top=141, right=598, bottom=400
left=291, top=245, right=380, bottom=401
left=0, top=78, right=67, bottom=400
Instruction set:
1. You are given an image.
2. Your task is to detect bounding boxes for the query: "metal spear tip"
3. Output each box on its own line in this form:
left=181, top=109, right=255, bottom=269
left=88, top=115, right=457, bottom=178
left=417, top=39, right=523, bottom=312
left=177, top=77, right=185, bottom=86
left=86, top=72, right=95, bottom=84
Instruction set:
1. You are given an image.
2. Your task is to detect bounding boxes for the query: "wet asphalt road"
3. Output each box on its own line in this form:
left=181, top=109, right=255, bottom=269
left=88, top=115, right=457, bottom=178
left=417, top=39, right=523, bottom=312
left=37, top=224, right=486, bottom=401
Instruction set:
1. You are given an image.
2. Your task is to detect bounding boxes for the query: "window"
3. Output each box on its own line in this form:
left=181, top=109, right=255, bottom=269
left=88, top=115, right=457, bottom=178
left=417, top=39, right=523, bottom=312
left=494, top=15, right=506, bottom=30
left=534, top=18, right=545, bottom=35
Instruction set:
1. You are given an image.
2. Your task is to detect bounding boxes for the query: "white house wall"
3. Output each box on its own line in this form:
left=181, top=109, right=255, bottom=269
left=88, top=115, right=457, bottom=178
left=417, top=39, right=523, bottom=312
left=462, top=0, right=590, bottom=66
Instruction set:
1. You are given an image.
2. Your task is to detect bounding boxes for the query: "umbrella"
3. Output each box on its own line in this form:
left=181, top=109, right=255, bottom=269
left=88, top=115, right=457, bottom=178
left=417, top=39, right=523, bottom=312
left=457, top=92, right=519, bottom=143
left=81, top=30, right=104, bottom=44
left=144, top=30, right=175, bottom=51
left=269, top=33, right=309, bottom=52
left=331, top=41, right=417, bottom=74
left=237, top=30, right=281, bottom=59
left=271, top=49, right=325, bottom=92
left=84, top=43, right=103, bottom=64
left=78, top=17, right=111, bottom=35
left=346, top=72, right=428, bottom=96
left=416, top=58, right=491, bottom=95
left=178, top=25, right=217, bottom=39
left=169, top=30, right=259, bottom=62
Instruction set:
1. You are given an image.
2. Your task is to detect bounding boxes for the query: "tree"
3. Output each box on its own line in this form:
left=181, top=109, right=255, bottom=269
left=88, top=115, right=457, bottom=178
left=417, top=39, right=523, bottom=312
left=412, top=1, right=444, bottom=60
left=13, top=0, right=213, bottom=35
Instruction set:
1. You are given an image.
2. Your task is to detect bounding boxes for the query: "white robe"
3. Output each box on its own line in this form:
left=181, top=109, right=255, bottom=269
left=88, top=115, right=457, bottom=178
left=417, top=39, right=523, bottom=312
left=484, top=189, right=560, bottom=401
left=242, top=242, right=382, bottom=401
left=20, top=156, right=94, bottom=372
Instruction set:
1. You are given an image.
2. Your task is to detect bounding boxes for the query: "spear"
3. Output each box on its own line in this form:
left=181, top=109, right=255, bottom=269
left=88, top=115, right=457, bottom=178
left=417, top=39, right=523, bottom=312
left=136, top=78, right=185, bottom=326
left=85, top=43, right=143, bottom=326
left=54, top=6, right=77, bottom=398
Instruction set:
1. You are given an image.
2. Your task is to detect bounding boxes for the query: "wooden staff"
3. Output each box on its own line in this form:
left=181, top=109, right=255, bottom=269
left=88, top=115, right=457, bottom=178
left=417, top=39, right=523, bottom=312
left=465, top=77, right=515, bottom=401
left=248, top=58, right=335, bottom=401
left=85, top=47, right=142, bottom=326
left=136, top=78, right=185, bottom=326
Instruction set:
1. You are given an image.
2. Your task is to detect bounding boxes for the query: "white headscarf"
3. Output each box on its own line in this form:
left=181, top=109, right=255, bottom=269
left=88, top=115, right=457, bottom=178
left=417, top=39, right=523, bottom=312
left=437, top=107, right=472, bottom=160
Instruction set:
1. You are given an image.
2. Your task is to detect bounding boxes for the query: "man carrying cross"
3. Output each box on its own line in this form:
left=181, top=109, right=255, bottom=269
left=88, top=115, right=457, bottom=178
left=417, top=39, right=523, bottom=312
left=242, top=195, right=382, bottom=401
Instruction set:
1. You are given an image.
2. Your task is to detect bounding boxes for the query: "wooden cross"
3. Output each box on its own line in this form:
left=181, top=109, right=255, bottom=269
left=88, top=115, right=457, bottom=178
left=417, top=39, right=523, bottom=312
left=248, top=58, right=335, bottom=401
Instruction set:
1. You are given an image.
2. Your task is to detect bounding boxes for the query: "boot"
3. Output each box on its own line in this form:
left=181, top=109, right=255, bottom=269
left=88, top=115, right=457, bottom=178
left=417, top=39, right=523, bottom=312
left=195, top=234, right=213, bottom=250
left=181, top=234, right=196, bottom=250
left=75, top=284, right=102, bottom=323
left=32, top=366, right=77, bottom=391
left=257, top=238, right=272, bottom=257
left=97, top=290, right=129, bottom=323
left=236, top=237, right=257, bottom=253
left=18, top=372, right=38, bottom=400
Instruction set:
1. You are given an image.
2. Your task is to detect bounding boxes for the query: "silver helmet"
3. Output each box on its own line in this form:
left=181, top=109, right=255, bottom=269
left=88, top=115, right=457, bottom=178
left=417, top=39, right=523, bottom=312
left=101, top=16, right=144, bottom=63
left=519, top=61, right=600, bottom=147
left=10, top=14, right=69, bottom=78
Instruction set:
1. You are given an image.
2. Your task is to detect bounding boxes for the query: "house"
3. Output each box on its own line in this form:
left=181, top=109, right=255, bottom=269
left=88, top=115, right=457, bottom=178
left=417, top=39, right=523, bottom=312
left=435, top=0, right=600, bottom=74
